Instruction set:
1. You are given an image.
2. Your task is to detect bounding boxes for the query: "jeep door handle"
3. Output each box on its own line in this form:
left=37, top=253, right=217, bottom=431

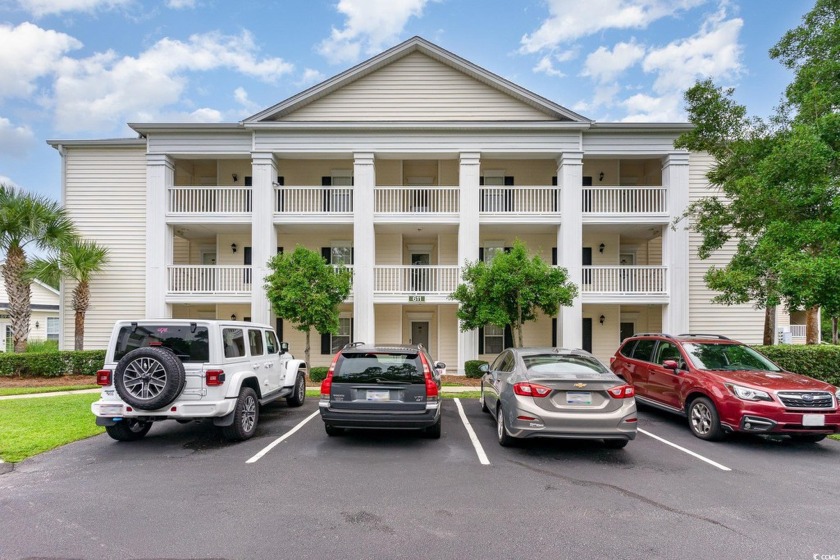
left=265, top=363, right=274, bottom=368
left=251, top=362, right=262, bottom=369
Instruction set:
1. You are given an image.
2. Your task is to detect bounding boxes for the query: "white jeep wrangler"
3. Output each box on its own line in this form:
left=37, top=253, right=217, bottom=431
left=92, top=320, right=308, bottom=442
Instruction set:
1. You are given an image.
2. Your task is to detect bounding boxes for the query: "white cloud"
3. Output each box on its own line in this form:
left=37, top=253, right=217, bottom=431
left=582, top=41, right=646, bottom=83
left=532, top=50, right=577, bottom=77
left=620, top=92, right=682, bottom=121
left=0, top=22, right=82, bottom=99
left=317, top=0, right=433, bottom=64
left=297, top=68, right=326, bottom=87
left=0, top=117, right=36, bottom=158
left=642, top=8, right=743, bottom=94
left=186, top=108, right=222, bottom=122
left=0, top=176, right=22, bottom=189
left=233, top=86, right=260, bottom=113
left=51, top=30, right=294, bottom=132
left=15, top=0, right=130, bottom=16
left=520, top=0, right=705, bottom=54
left=166, top=0, right=196, bottom=8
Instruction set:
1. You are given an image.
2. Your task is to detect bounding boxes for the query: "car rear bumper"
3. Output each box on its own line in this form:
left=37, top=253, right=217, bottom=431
left=504, top=398, right=638, bottom=440
left=91, top=398, right=236, bottom=420
left=319, top=400, right=441, bottom=429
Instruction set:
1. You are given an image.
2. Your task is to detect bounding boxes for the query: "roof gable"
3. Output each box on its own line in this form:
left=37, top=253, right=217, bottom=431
left=245, top=37, right=589, bottom=124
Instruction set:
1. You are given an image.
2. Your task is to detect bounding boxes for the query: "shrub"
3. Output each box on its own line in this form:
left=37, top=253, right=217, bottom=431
left=25, top=340, right=59, bottom=353
left=309, top=367, right=329, bottom=383
left=754, top=345, right=840, bottom=386
left=0, top=350, right=105, bottom=377
left=464, top=360, right=488, bottom=379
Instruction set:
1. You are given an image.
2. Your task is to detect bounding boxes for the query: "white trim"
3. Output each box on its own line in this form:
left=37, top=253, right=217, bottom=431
left=406, top=312, right=433, bottom=320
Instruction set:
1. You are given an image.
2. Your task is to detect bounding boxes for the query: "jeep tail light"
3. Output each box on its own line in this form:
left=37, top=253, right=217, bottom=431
left=419, top=353, right=438, bottom=399
left=206, top=370, right=225, bottom=386
left=321, top=351, right=340, bottom=397
left=513, top=382, right=552, bottom=398
left=607, top=384, right=635, bottom=399
left=96, top=369, right=112, bottom=386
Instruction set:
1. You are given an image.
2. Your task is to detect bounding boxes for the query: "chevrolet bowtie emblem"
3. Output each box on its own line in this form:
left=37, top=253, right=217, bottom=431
left=574, top=383, right=587, bottom=388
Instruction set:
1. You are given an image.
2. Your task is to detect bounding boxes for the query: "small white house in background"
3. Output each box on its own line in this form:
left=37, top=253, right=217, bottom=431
left=0, top=271, right=60, bottom=351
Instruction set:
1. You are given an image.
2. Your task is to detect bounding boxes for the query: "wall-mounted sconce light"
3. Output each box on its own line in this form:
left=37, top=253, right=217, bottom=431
left=231, top=243, right=237, bottom=254
left=598, top=242, right=605, bottom=253
left=599, top=172, right=604, bottom=182
left=232, top=173, right=238, bottom=183
left=230, top=313, right=237, bottom=321
left=35, top=321, right=39, bottom=329
left=599, top=314, right=606, bottom=325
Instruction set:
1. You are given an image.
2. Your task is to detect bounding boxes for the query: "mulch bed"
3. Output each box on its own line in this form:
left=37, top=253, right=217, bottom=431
left=0, top=375, right=96, bottom=388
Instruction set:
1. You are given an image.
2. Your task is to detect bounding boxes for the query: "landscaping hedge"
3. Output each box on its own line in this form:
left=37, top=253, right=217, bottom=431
left=464, top=360, right=488, bottom=379
left=309, top=367, right=329, bottom=383
left=0, top=350, right=106, bottom=377
left=754, top=345, right=840, bottom=386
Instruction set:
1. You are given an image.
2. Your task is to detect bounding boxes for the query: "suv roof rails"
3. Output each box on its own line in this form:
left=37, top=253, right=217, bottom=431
left=678, top=333, right=732, bottom=340
left=342, top=341, right=365, bottom=349
left=633, top=333, right=676, bottom=339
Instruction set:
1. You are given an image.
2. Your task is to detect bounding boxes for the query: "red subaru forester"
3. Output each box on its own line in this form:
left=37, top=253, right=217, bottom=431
left=610, top=333, right=840, bottom=442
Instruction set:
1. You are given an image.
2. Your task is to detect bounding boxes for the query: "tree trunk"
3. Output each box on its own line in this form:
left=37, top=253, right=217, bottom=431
left=304, top=329, right=311, bottom=371
left=832, top=317, right=838, bottom=345
left=73, top=281, right=90, bottom=351
left=2, top=245, right=31, bottom=353
left=516, top=302, right=523, bottom=348
left=806, top=306, right=820, bottom=344
left=74, top=310, right=85, bottom=351
left=763, top=305, right=776, bottom=345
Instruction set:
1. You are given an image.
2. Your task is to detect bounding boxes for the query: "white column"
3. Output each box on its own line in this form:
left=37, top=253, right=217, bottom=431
left=457, top=153, right=481, bottom=372
left=145, top=154, right=173, bottom=319
left=662, top=152, right=690, bottom=334
left=353, top=153, right=376, bottom=344
left=558, top=151, right=583, bottom=348
left=250, top=152, right=278, bottom=325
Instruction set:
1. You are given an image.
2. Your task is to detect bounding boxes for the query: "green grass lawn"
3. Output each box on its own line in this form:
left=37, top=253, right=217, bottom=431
left=0, top=385, right=98, bottom=397
left=0, top=394, right=103, bottom=463
left=830, top=435, right=840, bottom=441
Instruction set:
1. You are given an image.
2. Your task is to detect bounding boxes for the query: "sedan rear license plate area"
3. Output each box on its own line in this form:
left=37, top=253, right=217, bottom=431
left=366, top=390, right=391, bottom=402
left=566, top=392, right=592, bottom=405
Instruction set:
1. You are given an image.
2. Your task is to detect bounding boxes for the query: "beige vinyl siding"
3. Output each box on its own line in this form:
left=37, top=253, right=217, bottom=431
left=375, top=304, right=403, bottom=344
left=281, top=52, right=554, bottom=122
left=375, top=234, right=402, bottom=265
left=688, top=152, right=764, bottom=343
left=437, top=305, right=458, bottom=370
left=276, top=159, right=355, bottom=184
left=438, top=234, right=458, bottom=265
left=62, top=146, right=147, bottom=350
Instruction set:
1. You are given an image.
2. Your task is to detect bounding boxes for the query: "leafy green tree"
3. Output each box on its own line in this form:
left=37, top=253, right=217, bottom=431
left=30, top=239, right=109, bottom=351
left=450, top=240, right=577, bottom=348
left=0, top=184, right=76, bottom=352
left=264, top=245, right=352, bottom=367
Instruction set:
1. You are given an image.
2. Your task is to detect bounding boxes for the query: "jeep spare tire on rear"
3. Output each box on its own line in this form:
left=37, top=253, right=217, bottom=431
left=113, top=347, right=187, bottom=410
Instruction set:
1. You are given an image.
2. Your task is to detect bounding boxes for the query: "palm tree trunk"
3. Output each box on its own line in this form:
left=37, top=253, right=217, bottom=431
left=73, top=282, right=90, bottom=351
left=2, top=246, right=31, bottom=353
left=806, top=306, right=820, bottom=344
left=763, top=305, right=776, bottom=345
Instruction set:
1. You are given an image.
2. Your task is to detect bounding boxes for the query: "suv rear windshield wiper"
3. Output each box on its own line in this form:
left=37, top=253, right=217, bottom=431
left=376, top=379, right=411, bottom=384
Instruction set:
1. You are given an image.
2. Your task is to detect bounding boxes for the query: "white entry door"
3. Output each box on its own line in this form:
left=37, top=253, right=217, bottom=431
left=411, top=321, right=430, bottom=349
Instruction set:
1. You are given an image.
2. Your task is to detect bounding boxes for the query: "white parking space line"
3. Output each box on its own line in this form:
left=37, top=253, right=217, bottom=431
left=638, top=428, right=731, bottom=472
left=454, top=398, right=490, bottom=465
left=246, top=410, right=319, bottom=464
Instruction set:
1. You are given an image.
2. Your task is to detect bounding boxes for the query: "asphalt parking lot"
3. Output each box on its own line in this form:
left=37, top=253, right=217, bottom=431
left=2, top=398, right=839, bottom=560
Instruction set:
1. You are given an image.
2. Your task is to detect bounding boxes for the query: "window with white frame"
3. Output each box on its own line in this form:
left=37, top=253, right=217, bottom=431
left=484, top=242, right=505, bottom=263
left=331, top=244, right=353, bottom=265
left=484, top=325, right=504, bottom=354
left=331, top=317, right=352, bottom=352
left=47, top=317, right=59, bottom=341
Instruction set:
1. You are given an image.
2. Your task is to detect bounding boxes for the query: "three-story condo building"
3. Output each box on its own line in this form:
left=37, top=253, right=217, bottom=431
left=49, top=37, right=801, bottom=370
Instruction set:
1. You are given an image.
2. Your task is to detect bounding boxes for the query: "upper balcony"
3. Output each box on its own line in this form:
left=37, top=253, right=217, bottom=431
left=580, top=266, right=669, bottom=304
left=167, top=186, right=252, bottom=224
left=274, top=185, right=354, bottom=224
left=582, top=186, right=668, bottom=224
left=375, top=186, right=460, bottom=223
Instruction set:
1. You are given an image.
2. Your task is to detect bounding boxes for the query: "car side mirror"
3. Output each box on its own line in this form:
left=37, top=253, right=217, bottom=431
left=478, top=363, right=489, bottom=373
left=434, top=361, right=446, bottom=370
left=279, top=341, right=289, bottom=355
left=662, top=359, right=680, bottom=371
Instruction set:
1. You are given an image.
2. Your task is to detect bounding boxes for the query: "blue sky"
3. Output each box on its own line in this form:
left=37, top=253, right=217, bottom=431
left=0, top=0, right=812, bottom=202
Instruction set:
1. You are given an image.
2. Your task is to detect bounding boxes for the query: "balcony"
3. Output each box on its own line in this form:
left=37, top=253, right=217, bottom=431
left=374, top=266, right=460, bottom=303
left=167, top=186, right=252, bottom=220
left=275, top=186, right=354, bottom=223
left=166, top=265, right=252, bottom=303
left=582, top=186, right=667, bottom=222
left=580, top=266, right=668, bottom=303
left=479, top=186, right=558, bottom=223
left=375, top=186, right=459, bottom=222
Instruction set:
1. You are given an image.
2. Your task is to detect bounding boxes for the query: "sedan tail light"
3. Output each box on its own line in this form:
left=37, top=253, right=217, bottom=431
left=320, top=351, right=341, bottom=397
left=513, top=382, right=552, bottom=398
left=607, top=384, right=635, bottom=399
left=96, top=369, right=112, bottom=386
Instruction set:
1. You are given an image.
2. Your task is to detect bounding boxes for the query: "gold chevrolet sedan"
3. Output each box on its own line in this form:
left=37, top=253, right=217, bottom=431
left=479, top=348, right=638, bottom=448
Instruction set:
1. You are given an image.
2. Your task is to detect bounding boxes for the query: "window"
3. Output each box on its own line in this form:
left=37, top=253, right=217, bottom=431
left=654, top=342, right=680, bottom=365
left=331, top=317, right=352, bottom=353
left=223, top=328, right=246, bottom=358
left=248, top=329, right=264, bottom=356
left=331, top=246, right=353, bottom=265
left=265, top=330, right=278, bottom=354
left=483, top=325, right=504, bottom=355
left=46, top=317, right=59, bottom=341
left=630, top=339, right=656, bottom=362
left=114, top=324, right=210, bottom=363
left=4, top=325, right=11, bottom=353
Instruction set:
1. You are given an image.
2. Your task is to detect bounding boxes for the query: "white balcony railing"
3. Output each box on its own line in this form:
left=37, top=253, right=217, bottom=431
left=374, top=266, right=460, bottom=294
left=168, top=186, right=251, bottom=214
left=582, top=187, right=667, bottom=214
left=479, top=186, right=558, bottom=214
left=790, top=325, right=807, bottom=339
left=579, top=266, right=668, bottom=294
left=168, top=266, right=252, bottom=294
left=375, top=187, right=459, bottom=214
left=276, top=186, right=353, bottom=213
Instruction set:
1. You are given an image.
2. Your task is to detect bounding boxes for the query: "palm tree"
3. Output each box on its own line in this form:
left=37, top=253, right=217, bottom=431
left=0, top=184, right=76, bottom=352
left=31, top=240, right=108, bottom=351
